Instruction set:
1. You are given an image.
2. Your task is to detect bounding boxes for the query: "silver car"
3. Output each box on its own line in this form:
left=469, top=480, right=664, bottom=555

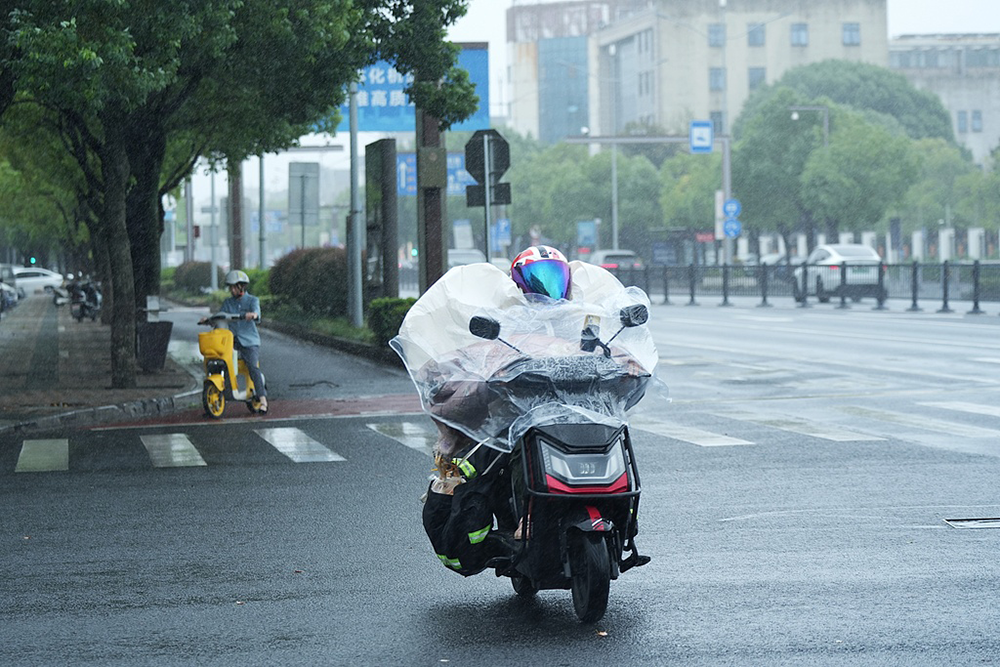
left=793, top=244, right=886, bottom=303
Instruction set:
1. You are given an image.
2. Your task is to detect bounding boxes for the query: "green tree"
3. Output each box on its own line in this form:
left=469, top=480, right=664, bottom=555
left=800, top=110, right=917, bottom=239
left=896, top=138, right=977, bottom=235
left=4, top=0, right=476, bottom=387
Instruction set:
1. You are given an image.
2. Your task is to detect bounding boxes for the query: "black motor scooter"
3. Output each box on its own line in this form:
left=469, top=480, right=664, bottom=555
left=464, top=306, right=652, bottom=623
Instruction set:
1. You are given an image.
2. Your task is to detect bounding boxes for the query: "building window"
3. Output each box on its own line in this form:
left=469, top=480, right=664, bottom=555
left=843, top=23, right=861, bottom=46
left=710, top=111, right=724, bottom=136
left=791, top=23, right=808, bottom=47
left=709, top=67, right=726, bottom=92
left=748, top=67, right=766, bottom=91
left=957, top=111, right=968, bottom=134
left=748, top=23, right=765, bottom=47
left=709, top=23, right=725, bottom=47
left=972, top=110, right=983, bottom=133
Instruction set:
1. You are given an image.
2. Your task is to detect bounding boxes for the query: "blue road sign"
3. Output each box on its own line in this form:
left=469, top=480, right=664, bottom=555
left=396, top=153, right=417, bottom=196
left=723, top=198, right=741, bottom=219
left=690, top=120, right=713, bottom=154
left=724, top=219, right=742, bottom=238
left=397, top=152, right=478, bottom=196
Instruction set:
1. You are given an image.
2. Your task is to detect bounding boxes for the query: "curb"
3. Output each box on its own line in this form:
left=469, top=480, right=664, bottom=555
left=0, top=390, right=202, bottom=437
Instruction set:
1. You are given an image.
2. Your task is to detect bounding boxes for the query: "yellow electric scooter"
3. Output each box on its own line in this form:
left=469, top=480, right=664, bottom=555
left=198, top=313, right=265, bottom=418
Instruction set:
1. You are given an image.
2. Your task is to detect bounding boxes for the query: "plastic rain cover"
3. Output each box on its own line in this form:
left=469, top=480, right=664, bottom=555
left=390, top=262, right=661, bottom=453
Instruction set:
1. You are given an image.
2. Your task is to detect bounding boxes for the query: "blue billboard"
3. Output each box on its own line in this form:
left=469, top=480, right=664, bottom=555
left=337, top=45, right=489, bottom=133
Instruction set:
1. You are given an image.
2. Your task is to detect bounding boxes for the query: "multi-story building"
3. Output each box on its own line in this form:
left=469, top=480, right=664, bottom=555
left=508, top=0, right=888, bottom=141
left=507, top=0, right=649, bottom=142
left=890, top=33, right=1000, bottom=167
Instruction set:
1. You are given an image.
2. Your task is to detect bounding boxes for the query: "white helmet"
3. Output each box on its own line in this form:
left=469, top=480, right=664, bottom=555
left=225, top=270, right=250, bottom=286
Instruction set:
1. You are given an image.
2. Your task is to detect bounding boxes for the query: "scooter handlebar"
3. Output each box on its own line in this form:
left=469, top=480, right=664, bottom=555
left=200, top=312, right=258, bottom=325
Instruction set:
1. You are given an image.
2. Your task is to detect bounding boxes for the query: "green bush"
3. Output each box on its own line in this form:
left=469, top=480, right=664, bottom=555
left=270, top=247, right=351, bottom=317
left=174, top=261, right=224, bottom=292
left=368, top=297, right=416, bottom=348
left=244, top=268, right=270, bottom=296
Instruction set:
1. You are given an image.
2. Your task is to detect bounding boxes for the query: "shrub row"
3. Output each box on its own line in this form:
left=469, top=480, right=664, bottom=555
left=173, top=261, right=225, bottom=292
left=269, top=247, right=351, bottom=317
left=368, top=297, right=417, bottom=348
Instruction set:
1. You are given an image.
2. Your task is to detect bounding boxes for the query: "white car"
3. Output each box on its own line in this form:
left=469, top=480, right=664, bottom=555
left=447, top=248, right=487, bottom=269
left=13, top=267, right=64, bottom=294
left=793, top=244, right=885, bottom=303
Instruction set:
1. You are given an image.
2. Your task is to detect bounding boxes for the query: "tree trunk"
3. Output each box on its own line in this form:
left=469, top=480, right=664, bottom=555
left=100, top=131, right=137, bottom=389
left=125, top=128, right=167, bottom=316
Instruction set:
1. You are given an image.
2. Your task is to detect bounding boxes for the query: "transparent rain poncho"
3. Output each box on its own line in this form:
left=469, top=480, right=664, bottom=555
left=390, top=262, right=660, bottom=454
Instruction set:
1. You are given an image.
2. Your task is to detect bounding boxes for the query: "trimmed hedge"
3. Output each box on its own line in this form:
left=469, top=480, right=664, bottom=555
left=269, top=247, right=352, bottom=317
left=368, top=297, right=416, bottom=348
left=174, top=261, right=225, bottom=292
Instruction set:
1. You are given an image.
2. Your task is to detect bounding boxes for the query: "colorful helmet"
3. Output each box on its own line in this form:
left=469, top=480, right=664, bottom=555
left=510, top=245, right=571, bottom=300
left=225, top=270, right=250, bottom=286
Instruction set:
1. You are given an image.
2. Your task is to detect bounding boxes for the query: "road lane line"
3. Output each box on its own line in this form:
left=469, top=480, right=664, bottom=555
left=367, top=421, right=436, bottom=456
left=918, top=401, right=1000, bottom=419
left=840, top=406, right=1000, bottom=438
left=254, top=427, right=346, bottom=463
left=716, top=411, right=885, bottom=442
left=15, top=439, right=69, bottom=473
left=140, top=434, right=207, bottom=467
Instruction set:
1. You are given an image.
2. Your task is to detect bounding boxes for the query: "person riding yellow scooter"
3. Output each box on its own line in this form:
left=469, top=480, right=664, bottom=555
left=197, top=270, right=268, bottom=417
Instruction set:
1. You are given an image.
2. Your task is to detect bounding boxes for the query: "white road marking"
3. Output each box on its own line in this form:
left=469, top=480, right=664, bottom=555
left=367, top=421, right=437, bottom=456
left=15, top=439, right=69, bottom=473
left=254, top=427, right=345, bottom=463
left=140, top=434, right=207, bottom=468
left=717, top=410, right=885, bottom=442
left=631, top=418, right=753, bottom=446
left=919, top=401, right=1000, bottom=419
left=841, top=406, right=1000, bottom=439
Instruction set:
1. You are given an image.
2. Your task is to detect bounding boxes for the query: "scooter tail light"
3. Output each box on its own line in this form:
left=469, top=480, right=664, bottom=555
left=545, top=472, right=629, bottom=494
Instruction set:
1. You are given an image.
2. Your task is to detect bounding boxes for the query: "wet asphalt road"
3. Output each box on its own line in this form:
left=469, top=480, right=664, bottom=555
left=1, top=299, right=999, bottom=666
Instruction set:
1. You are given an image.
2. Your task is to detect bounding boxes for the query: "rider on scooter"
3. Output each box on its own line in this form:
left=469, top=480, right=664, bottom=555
left=199, top=270, right=268, bottom=414
left=417, top=246, right=640, bottom=575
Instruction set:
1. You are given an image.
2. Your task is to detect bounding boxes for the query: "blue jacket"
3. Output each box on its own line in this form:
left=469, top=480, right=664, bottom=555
left=220, top=293, right=261, bottom=347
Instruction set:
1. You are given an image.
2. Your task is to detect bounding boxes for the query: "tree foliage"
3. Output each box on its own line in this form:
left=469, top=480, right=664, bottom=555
left=2, top=0, right=476, bottom=387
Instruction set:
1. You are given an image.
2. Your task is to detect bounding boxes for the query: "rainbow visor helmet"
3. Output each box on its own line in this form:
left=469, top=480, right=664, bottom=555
left=510, top=245, right=571, bottom=300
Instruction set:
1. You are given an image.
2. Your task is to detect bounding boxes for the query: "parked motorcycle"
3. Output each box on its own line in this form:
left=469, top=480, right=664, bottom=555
left=392, top=267, right=660, bottom=623
left=69, top=280, right=102, bottom=322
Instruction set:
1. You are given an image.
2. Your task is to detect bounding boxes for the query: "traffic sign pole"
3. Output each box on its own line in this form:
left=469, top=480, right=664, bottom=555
left=483, top=133, right=492, bottom=260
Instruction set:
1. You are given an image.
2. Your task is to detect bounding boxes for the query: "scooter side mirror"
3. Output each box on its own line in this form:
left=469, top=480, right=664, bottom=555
left=619, top=304, right=648, bottom=328
left=469, top=315, right=501, bottom=340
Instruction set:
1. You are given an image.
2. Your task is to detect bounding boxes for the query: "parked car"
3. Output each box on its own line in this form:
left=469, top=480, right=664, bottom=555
left=13, top=267, right=65, bottom=294
left=0, top=281, right=17, bottom=311
left=759, top=252, right=804, bottom=282
left=793, top=244, right=885, bottom=303
left=584, top=249, right=644, bottom=270
left=447, top=248, right=487, bottom=269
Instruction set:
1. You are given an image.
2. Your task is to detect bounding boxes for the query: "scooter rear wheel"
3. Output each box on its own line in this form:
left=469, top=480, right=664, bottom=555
left=202, top=381, right=225, bottom=418
left=569, top=532, right=611, bottom=623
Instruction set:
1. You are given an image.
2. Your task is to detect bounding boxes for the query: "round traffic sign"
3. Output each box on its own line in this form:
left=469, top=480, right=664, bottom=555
left=724, top=219, right=742, bottom=238
left=723, top=199, right=741, bottom=219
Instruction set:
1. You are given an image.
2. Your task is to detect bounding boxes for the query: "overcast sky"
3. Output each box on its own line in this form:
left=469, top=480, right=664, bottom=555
left=449, top=0, right=1000, bottom=112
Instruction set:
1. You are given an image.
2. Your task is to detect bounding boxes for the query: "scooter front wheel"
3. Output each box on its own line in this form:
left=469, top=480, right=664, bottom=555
left=510, top=574, right=537, bottom=598
left=569, top=532, right=611, bottom=623
left=202, top=381, right=225, bottom=418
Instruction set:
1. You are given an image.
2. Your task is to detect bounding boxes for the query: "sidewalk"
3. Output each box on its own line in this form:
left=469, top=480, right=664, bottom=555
left=0, top=295, right=200, bottom=435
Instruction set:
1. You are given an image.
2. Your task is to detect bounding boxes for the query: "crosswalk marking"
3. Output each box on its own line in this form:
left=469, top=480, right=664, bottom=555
left=717, top=410, right=885, bottom=442
left=631, top=418, right=753, bottom=446
left=367, top=421, right=437, bottom=456
left=254, top=427, right=345, bottom=463
left=840, top=406, right=1000, bottom=439
left=15, top=439, right=69, bottom=473
left=919, top=401, right=1000, bottom=419
left=140, top=434, right=207, bottom=467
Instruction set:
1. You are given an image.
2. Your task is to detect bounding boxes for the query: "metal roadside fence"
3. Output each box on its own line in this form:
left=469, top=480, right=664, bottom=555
left=607, top=260, right=1000, bottom=314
